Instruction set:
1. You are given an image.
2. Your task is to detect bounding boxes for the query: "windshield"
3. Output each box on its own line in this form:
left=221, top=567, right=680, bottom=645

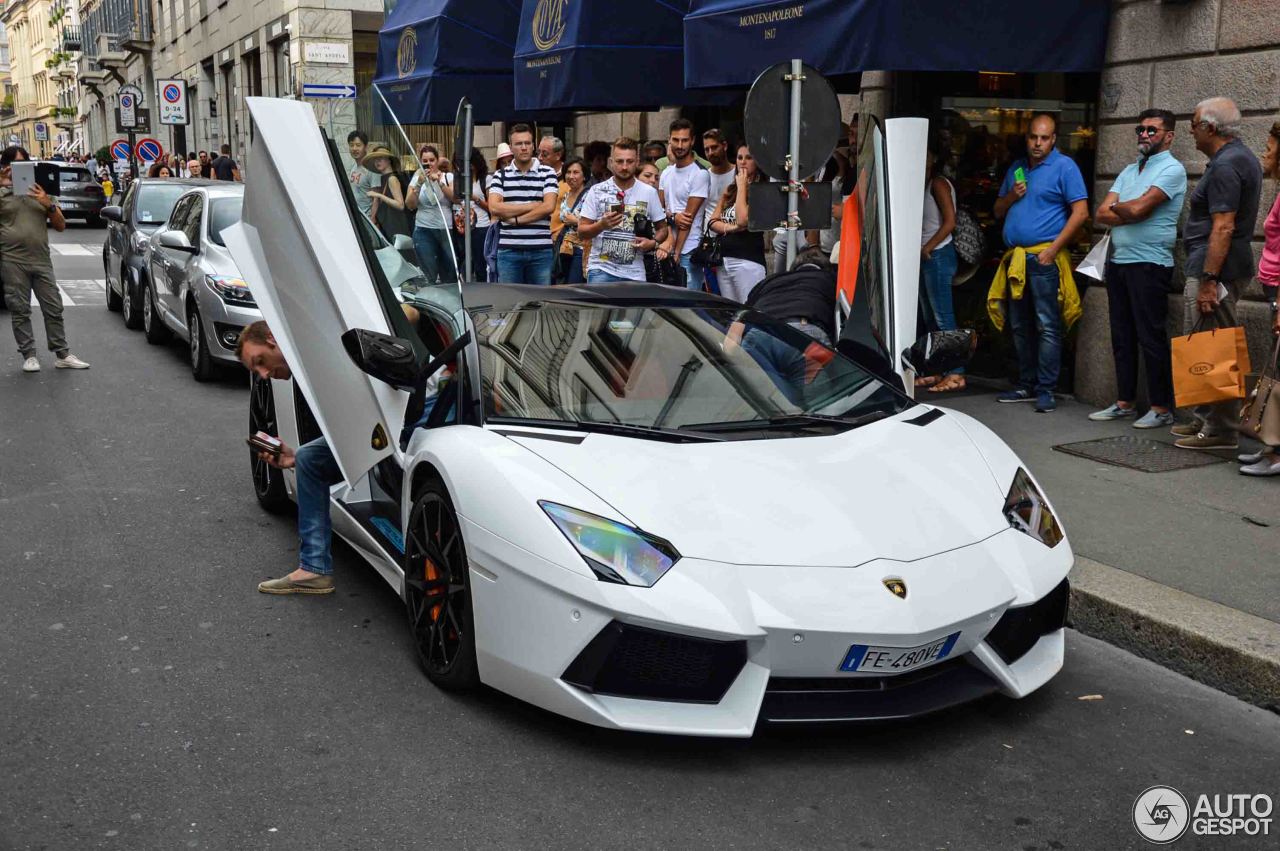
left=208, top=197, right=243, bottom=246
left=135, top=184, right=189, bottom=226
left=475, top=304, right=909, bottom=437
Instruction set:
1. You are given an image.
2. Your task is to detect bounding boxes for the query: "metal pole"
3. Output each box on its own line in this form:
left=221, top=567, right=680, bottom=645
left=128, top=129, right=137, bottom=179
left=462, top=103, right=473, bottom=284
left=785, top=58, right=803, bottom=270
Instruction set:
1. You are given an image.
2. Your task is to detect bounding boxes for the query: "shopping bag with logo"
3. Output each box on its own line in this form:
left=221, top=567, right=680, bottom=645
left=1171, top=321, right=1251, bottom=408
left=1075, top=233, right=1110, bottom=282
left=1241, top=335, right=1280, bottom=445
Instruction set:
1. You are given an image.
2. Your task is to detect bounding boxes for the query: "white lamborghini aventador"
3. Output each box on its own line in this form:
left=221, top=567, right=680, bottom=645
left=224, top=97, right=1072, bottom=737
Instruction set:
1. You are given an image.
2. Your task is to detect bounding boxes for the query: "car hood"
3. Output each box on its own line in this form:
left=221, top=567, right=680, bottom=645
left=502, top=411, right=1010, bottom=567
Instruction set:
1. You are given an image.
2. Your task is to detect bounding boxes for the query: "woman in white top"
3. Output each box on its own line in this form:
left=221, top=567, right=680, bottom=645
left=406, top=144, right=458, bottom=284
left=917, top=143, right=964, bottom=393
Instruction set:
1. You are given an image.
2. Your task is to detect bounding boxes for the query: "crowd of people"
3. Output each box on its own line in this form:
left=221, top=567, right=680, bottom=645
left=344, top=117, right=856, bottom=304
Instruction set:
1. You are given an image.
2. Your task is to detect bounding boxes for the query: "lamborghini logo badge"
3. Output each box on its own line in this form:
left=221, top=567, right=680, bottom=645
left=371, top=423, right=389, bottom=450
left=882, top=578, right=907, bottom=599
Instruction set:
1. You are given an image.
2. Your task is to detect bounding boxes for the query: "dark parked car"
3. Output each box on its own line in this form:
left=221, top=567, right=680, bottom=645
left=101, top=178, right=212, bottom=328
left=44, top=162, right=107, bottom=226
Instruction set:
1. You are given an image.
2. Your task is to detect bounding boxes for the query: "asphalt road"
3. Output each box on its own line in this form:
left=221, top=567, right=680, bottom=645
left=2, top=227, right=1278, bottom=850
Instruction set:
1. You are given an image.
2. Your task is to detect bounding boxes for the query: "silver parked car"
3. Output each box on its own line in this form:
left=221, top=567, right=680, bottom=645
left=140, top=183, right=258, bottom=380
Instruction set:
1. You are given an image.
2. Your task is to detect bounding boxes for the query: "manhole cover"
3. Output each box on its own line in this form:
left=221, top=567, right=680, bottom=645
left=1053, top=435, right=1230, bottom=472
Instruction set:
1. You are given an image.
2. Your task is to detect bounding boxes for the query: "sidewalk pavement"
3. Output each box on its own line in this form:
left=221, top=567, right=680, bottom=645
left=934, top=384, right=1280, bottom=712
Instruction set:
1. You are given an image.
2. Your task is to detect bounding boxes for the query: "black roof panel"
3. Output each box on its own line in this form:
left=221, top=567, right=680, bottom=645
left=461, top=282, right=734, bottom=314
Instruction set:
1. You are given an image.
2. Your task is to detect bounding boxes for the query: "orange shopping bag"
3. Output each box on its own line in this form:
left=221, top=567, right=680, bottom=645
left=1171, top=323, right=1251, bottom=408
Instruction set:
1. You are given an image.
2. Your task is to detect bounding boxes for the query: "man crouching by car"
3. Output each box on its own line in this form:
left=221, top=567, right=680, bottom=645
left=236, top=320, right=341, bottom=595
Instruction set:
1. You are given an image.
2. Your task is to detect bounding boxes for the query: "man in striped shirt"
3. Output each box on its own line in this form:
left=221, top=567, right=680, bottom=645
left=487, top=124, right=559, bottom=285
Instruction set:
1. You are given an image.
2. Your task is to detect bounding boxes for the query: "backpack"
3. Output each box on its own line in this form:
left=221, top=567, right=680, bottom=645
left=952, top=204, right=986, bottom=267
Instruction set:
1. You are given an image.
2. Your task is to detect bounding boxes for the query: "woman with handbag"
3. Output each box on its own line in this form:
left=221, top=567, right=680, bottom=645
left=406, top=145, right=457, bottom=284
left=1239, top=122, right=1280, bottom=476
left=916, top=143, right=965, bottom=393
left=705, top=145, right=767, bottom=302
left=555, top=158, right=590, bottom=284
left=365, top=146, right=413, bottom=245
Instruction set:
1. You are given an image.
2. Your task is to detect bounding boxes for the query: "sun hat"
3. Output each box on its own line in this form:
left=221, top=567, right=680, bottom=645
left=361, top=145, right=395, bottom=166
left=495, top=142, right=514, bottom=162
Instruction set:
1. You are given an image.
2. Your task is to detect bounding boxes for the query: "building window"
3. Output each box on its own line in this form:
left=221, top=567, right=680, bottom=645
left=271, top=38, right=291, bottom=98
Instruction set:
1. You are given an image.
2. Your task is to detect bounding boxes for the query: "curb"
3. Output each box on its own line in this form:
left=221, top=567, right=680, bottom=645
left=1067, top=557, right=1280, bottom=713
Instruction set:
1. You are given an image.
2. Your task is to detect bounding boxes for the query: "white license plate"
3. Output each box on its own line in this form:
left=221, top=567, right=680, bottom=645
left=840, top=632, right=960, bottom=674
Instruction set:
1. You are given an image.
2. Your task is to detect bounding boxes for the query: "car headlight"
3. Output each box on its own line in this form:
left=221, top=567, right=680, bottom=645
left=205, top=275, right=256, bottom=306
left=1003, top=468, right=1064, bottom=548
left=539, top=501, right=679, bottom=587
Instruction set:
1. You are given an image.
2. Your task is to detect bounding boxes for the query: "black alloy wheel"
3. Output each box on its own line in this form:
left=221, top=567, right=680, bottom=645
left=188, top=302, right=215, bottom=382
left=248, top=374, right=291, bottom=514
left=142, top=277, right=172, bottom=344
left=105, top=250, right=121, bottom=312
left=121, top=271, right=142, bottom=329
left=404, top=484, right=479, bottom=690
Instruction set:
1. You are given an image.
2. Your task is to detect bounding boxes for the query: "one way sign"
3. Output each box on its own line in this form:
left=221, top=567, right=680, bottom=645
left=301, top=84, right=357, bottom=99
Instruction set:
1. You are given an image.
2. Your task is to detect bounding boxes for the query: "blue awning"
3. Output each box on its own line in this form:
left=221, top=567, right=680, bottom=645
left=514, top=0, right=734, bottom=111
left=374, top=0, right=522, bottom=124
left=684, top=0, right=1111, bottom=89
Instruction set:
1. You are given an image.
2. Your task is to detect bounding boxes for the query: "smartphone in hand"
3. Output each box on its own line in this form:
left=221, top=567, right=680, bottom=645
left=247, top=431, right=282, bottom=456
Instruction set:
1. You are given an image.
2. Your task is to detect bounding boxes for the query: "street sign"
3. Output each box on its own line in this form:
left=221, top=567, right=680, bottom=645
left=115, top=108, right=150, bottom=134
left=157, top=79, right=189, bottom=126
left=34, top=122, right=48, bottom=142
left=301, top=83, right=357, bottom=99
left=110, top=139, right=131, bottom=160
left=136, top=138, right=163, bottom=163
left=119, top=92, right=137, bottom=127
left=119, top=84, right=144, bottom=105
left=8, top=134, right=19, bottom=146
left=744, top=62, right=840, bottom=182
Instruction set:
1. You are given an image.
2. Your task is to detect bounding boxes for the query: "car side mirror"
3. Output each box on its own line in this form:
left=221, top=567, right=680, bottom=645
left=101, top=205, right=123, bottom=223
left=341, top=328, right=420, bottom=389
left=157, top=230, right=197, bottom=253
left=907, top=329, right=976, bottom=377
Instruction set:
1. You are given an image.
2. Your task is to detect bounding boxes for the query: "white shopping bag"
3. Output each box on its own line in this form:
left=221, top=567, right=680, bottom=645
left=1076, top=233, right=1110, bottom=281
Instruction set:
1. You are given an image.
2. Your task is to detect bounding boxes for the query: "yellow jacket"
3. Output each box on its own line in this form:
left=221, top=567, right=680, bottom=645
left=987, top=242, right=1082, bottom=332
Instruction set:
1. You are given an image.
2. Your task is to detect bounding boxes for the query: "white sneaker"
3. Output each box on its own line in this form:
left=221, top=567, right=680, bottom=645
left=21, top=356, right=39, bottom=373
left=54, top=353, right=90, bottom=369
left=1240, top=455, right=1280, bottom=477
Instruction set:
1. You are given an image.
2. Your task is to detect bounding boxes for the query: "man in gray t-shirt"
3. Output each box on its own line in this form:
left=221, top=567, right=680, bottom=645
left=347, top=131, right=378, bottom=217
left=1175, top=97, right=1263, bottom=449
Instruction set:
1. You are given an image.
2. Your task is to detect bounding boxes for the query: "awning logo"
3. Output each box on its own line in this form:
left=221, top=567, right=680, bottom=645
left=397, top=26, right=418, bottom=78
left=532, top=0, right=568, bottom=51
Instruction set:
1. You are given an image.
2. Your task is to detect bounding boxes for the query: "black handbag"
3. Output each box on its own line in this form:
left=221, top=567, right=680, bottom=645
left=690, top=230, right=723, bottom=267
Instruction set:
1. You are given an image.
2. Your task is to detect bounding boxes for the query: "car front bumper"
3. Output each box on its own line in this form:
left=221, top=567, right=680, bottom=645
left=464, top=522, right=1072, bottom=737
left=197, top=289, right=262, bottom=364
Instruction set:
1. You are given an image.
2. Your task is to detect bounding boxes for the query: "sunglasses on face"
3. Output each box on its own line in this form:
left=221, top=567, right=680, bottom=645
left=1135, top=125, right=1162, bottom=138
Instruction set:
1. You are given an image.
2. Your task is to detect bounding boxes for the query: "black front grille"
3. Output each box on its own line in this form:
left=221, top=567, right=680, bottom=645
left=761, top=657, right=999, bottom=723
left=562, top=621, right=747, bottom=704
left=984, top=578, right=1070, bottom=665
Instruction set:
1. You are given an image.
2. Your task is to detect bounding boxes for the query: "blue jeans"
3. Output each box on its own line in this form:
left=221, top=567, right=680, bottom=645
left=497, top=247, right=554, bottom=285
left=741, top=326, right=807, bottom=405
left=413, top=227, right=457, bottom=285
left=1008, top=255, right=1064, bottom=395
left=586, top=269, right=636, bottom=283
left=680, top=253, right=705, bottom=291
left=920, top=242, right=963, bottom=375
left=295, top=438, right=344, bottom=576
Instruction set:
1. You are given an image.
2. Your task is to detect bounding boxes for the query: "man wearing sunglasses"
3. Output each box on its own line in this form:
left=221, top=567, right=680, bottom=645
left=1089, top=109, right=1187, bottom=430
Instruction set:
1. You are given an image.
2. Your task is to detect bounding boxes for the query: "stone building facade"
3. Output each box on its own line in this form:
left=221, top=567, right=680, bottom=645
left=2, top=0, right=75, bottom=155
left=1077, top=0, right=1279, bottom=405
left=76, top=0, right=383, bottom=171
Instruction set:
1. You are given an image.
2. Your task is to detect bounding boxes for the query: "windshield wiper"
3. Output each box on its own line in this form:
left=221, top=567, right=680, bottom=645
left=683, top=409, right=894, bottom=433
left=486, top=416, right=722, bottom=443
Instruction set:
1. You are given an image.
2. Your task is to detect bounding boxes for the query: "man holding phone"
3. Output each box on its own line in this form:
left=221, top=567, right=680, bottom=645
left=0, top=146, right=90, bottom=373
left=577, top=137, right=667, bottom=283
left=992, top=114, right=1089, bottom=412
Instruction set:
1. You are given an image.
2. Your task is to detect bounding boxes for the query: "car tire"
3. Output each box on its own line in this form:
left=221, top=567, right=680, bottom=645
left=188, top=302, right=216, bottom=382
left=121, top=272, right=143, bottom=330
left=404, top=481, right=480, bottom=692
left=248, top=374, right=292, bottom=515
left=105, top=257, right=122, bottom=313
left=142, top=277, right=172, bottom=345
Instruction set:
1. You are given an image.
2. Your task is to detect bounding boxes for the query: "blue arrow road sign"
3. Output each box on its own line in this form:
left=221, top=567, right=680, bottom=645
left=301, top=84, right=357, bottom=99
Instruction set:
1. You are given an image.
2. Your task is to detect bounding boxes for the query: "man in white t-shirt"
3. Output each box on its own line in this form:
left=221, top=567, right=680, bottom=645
left=578, top=137, right=668, bottom=283
left=659, top=118, right=711, bottom=290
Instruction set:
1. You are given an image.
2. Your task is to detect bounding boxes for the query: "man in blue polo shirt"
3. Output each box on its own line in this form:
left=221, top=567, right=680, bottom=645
left=993, top=113, right=1090, bottom=412
left=1089, top=108, right=1187, bottom=429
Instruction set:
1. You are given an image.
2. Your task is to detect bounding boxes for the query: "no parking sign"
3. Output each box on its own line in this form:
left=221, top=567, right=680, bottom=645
left=136, top=138, right=163, bottom=163
left=110, top=139, right=131, bottom=160
left=157, top=79, right=188, bottom=125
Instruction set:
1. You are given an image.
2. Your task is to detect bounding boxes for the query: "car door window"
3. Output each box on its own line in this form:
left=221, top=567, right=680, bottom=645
left=167, top=196, right=193, bottom=234
left=182, top=197, right=204, bottom=248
